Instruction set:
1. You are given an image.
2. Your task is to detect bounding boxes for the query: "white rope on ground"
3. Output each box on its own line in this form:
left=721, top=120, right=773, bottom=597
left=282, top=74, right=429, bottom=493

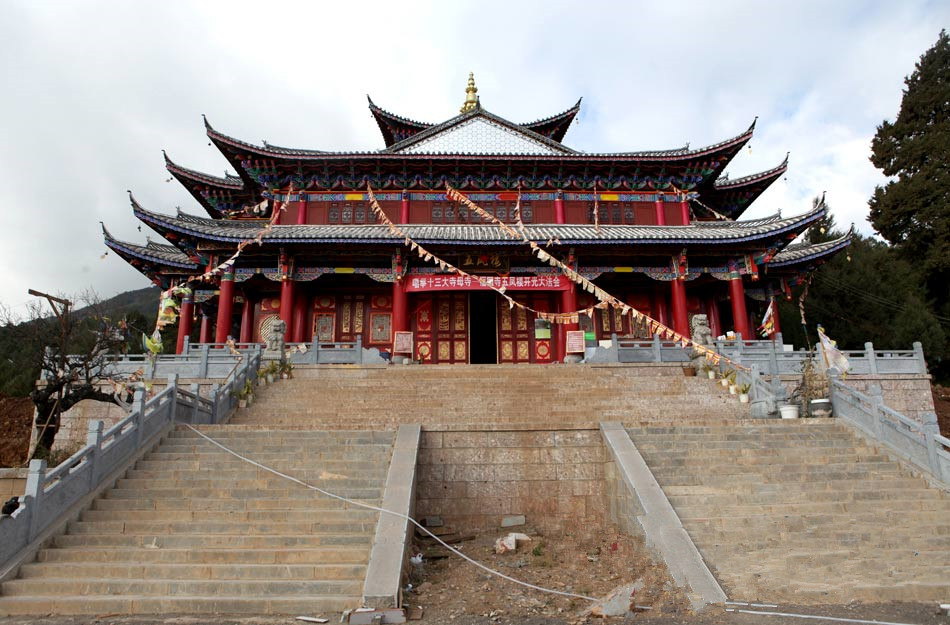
left=724, top=608, right=921, bottom=625
left=179, top=422, right=598, bottom=602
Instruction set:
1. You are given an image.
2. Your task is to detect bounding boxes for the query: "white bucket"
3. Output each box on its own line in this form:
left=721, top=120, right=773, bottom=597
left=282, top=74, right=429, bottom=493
left=779, top=404, right=800, bottom=419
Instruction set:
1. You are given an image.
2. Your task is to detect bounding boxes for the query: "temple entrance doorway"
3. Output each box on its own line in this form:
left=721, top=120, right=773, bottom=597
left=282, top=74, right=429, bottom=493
left=469, top=291, right=497, bottom=364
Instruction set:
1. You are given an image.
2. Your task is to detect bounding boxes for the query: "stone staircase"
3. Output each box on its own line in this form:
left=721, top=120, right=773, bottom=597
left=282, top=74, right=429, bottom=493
left=627, top=420, right=950, bottom=603
left=0, top=427, right=394, bottom=615
left=234, top=364, right=746, bottom=430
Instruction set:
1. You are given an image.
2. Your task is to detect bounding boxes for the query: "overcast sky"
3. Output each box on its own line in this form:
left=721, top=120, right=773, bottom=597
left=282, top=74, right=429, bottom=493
left=1, top=1, right=946, bottom=315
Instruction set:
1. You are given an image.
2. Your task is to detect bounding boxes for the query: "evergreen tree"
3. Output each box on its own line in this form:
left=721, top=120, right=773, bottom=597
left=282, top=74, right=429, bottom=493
left=869, top=30, right=950, bottom=316
left=774, top=198, right=949, bottom=378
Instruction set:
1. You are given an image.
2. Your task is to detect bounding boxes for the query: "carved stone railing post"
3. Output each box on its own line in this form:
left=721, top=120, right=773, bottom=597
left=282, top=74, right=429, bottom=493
left=132, top=389, right=146, bottom=448
left=25, top=459, right=46, bottom=542
left=865, top=342, right=878, bottom=374
left=652, top=333, right=661, bottom=362
left=868, top=383, right=884, bottom=439
left=190, top=383, right=201, bottom=424
left=913, top=341, right=926, bottom=374
left=921, top=412, right=944, bottom=482
left=86, top=420, right=104, bottom=488
left=209, top=384, right=220, bottom=423
left=199, top=345, right=210, bottom=378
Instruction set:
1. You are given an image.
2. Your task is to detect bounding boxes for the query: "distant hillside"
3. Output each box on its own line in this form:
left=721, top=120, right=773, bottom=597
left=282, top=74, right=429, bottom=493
left=77, top=286, right=161, bottom=321
left=0, top=286, right=162, bottom=397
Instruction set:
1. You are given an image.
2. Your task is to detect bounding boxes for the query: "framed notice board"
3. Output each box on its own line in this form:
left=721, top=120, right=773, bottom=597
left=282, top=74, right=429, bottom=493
left=565, top=330, right=586, bottom=353
left=393, top=331, right=414, bottom=354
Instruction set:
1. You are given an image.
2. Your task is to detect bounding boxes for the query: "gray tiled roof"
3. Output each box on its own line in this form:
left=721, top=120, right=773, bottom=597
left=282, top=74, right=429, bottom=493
left=770, top=230, right=853, bottom=267
left=713, top=155, right=789, bottom=189
left=133, top=202, right=825, bottom=247
left=205, top=113, right=756, bottom=161
left=102, top=227, right=197, bottom=269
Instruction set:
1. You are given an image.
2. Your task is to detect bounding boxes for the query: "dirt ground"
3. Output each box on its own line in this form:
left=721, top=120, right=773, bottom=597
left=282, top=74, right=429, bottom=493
left=932, top=384, right=950, bottom=437
left=0, top=394, right=33, bottom=468
left=406, top=527, right=689, bottom=624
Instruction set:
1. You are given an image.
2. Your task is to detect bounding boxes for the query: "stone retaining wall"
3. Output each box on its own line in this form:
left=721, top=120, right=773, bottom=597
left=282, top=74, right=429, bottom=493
left=415, top=429, right=606, bottom=534
left=0, top=469, right=27, bottom=499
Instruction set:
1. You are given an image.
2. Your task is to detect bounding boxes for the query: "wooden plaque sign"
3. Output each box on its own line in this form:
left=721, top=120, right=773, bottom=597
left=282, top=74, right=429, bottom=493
left=565, top=330, right=586, bottom=353
left=393, top=331, right=413, bottom=354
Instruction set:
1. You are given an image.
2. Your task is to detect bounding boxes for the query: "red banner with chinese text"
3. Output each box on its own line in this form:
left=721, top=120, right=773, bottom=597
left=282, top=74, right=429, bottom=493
left=404, top=274, right=570, bottom=292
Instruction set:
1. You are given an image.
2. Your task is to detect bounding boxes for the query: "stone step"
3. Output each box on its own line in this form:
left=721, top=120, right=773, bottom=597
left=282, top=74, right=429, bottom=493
left=641, top=452, right=892, bottom=467
left=0, top=595, right=359, bottom=616
left=103, top=487, right=383, bottom=499
left=80, top=508, right=379, bottom=523
left=673, top=498, right=950, bottom=518
left=92, top=497, right=380, bottom=512
left=2, top=578, right=363, bottom=597
left=37, top=546, right=369, bottom=565
left=667, top=487, right=944, bottom=506
left=682, top=510, right=950, bottom=529
left=687, top=527, right=950, bottom=547
left=124, top=467, right=388, bottom=480
left=662, top=478, right=927, bottom=496
left=114, top=477, right=384, bottom=490
left=18, top=561, right=366, bottom=581
left=66, top=519, right=378, bottom=536
left=53, top=532, right=372, bottom=550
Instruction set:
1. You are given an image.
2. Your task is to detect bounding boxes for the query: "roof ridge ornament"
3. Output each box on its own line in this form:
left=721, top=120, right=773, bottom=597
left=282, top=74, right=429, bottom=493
left=460, top=72, right=479, bottom=113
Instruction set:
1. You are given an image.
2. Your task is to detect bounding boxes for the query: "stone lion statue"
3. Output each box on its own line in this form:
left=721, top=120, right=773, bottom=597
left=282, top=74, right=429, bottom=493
left=690, top=314, right=714, bottom=347
left=266, top=318, right=286, bottom=353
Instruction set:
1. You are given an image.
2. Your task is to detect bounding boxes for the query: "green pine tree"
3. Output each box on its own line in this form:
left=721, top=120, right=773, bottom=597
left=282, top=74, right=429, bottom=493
left=869, top=30, right=950, bottom=318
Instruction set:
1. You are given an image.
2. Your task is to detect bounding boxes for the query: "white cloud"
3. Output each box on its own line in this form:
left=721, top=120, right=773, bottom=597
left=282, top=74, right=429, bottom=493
left=1, top=0, right=947, bottom=312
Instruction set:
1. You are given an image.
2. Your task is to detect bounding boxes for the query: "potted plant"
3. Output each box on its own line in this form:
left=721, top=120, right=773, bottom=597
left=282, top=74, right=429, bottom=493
left=265, top=361, right=279, bottom=383
left=257, top=367, right=268, bottom=385
left=721, top=370, right=734, bottom=388
left=682, top=363, right=698, bottom=377
left=701, top=363, right=716, bottom=379
left=737, top=383, right=751, bottom=403
left=235, top=380, right=253, bottom=409
left=279, top=361, right=294, bottom=379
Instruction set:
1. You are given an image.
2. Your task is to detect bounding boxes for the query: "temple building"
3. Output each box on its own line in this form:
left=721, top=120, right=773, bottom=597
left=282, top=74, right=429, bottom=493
left=104, top=74, right=851, bottom=363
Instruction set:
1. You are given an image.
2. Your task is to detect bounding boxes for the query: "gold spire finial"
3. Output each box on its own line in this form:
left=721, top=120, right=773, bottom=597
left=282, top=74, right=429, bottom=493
left=460, top=72, right=479, bottom=113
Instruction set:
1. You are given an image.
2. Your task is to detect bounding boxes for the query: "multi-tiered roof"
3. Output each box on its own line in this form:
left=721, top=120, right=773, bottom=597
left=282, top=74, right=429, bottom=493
left=105, top=77, right=847, bottom=289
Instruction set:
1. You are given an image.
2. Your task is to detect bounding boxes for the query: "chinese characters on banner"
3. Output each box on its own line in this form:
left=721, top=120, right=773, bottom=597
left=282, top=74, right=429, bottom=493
left=404, top=274, right=569, bottom=292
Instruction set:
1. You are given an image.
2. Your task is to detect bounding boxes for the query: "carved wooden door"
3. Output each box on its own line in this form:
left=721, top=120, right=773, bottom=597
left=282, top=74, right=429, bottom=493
left=412, top=294, right=467, bottom=363
left=498, top=295, right=531, bottom=363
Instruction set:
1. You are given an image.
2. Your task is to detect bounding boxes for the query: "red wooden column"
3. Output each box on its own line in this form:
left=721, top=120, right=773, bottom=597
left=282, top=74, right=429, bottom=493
left=670, top=278, right=690, bottom=338
left=679, top=195, right=690, bottom=225
left=729, top=275, right=751, bottom=339
left=296, top=195, right=307, bottom=225
left=554, top=190, right=565, bottom=224
left=292, top=292, right=308, bottom=343
left=175, top=292, right=194, bottom=354
left=215, top=270, right=235, bottom=342
left=392, top=250, right=408, bottom=339
left=279, top=283, right=295, bottom=342
left=392, top=279, right=408, bottom=335
left=653, top=285, right=671, bottom=329
left=239, top=295, right=254, bottom=343
left=706, top=297, right=723, bottom=339
left=654, top=193, right=667, bottom=226
left=199, top=311, right=211, bottom=344
left=400, top=190, right=410, bottom=224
